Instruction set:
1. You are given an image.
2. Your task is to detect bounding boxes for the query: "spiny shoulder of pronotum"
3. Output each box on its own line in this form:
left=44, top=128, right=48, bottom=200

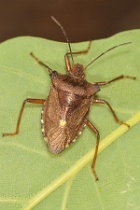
left=49, top=69, right=100, bottom=98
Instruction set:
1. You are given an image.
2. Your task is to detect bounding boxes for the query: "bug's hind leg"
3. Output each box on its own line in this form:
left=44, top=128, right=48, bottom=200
left=87, top=120, right=100, bottom=181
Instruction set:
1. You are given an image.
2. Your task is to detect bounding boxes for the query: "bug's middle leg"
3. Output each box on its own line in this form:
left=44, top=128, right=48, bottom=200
left=87, top=120, right=100, bottom=181
left=93, top=98, right=129, bottom=127
left=2, top=98, right=45, bottom=137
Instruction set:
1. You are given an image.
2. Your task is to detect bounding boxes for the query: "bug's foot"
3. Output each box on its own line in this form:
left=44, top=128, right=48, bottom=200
left=92, top=168, right=99, bottom=181
left=122, top=122, right=130, bottom=128
left=117, top=120, right=130, bottom=128
left=124, top=75, right=136, bottom=80
left=2, top=132, right=18, bottom=137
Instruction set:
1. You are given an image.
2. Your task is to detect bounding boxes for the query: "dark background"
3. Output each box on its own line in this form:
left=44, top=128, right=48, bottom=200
left=1, top=0, right=140, bottom=43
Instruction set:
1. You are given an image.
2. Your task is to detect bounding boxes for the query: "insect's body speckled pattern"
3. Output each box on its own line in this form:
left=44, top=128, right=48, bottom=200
left=41, top=108, right=45, bottom=138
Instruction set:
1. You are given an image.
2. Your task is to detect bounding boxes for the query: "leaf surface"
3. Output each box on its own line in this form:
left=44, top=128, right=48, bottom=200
left=0, top=30, right=140, bottom=210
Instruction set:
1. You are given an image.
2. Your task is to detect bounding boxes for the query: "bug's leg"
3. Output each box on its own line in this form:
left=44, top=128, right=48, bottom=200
left=96, top=75, right=136, bottom=86
left=30, top=53, right=52, bottom=74
left=2, top=98, right=45, bottom=137
left=65, top=41, right=92, bottom=72
left=87, top=120, right=100, bottom=181
left=93, top=98, right=130, bottom=127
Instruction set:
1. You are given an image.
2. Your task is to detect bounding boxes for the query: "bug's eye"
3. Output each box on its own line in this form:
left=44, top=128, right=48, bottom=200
left=50, top=71, right=58, bottom=79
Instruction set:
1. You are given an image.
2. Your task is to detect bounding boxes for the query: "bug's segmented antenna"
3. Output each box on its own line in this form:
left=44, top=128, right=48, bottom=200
left=85, top=42, right=132, bottom=70
left=51, top=16, right=74, bottom=66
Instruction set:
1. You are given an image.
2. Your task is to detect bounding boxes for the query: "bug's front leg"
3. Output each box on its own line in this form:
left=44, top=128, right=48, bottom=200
left=87, top=120, right=100, bottom=181
left=65, top=41, right=92, bottom=72
left=96, top=74, right=136, bottom=86
left=2, top=98, right=45, bottom=137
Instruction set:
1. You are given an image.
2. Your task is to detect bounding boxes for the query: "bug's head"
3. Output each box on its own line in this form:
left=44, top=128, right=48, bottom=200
left=70, top=63, right=85, bottom=80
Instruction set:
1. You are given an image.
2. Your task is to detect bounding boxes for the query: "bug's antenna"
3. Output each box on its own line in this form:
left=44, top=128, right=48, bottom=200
left=51, top=16, right=74, bottom=66
left=85, top=42, right=132, bottom=70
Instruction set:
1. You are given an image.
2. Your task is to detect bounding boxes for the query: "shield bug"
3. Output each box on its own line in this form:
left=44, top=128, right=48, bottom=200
left=2, top=16, right=136, bottom=180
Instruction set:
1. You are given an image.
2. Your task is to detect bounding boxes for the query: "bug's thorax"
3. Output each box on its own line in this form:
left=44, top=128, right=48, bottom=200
left=50, top=65, right=100, bottom=98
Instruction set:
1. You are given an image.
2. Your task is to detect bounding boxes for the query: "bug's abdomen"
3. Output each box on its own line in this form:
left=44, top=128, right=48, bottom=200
left=41, top=87, right=90, bottom=154
left=42, top=121, right=69, bottom=154
left=41, top=103, right=89, bottom=154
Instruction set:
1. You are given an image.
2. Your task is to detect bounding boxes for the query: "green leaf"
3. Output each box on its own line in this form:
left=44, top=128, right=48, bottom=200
left=0, top=30, right=140, bottom=210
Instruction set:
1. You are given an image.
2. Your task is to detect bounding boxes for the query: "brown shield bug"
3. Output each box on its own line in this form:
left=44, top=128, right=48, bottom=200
left=2, top=16, right=136, bottom=180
